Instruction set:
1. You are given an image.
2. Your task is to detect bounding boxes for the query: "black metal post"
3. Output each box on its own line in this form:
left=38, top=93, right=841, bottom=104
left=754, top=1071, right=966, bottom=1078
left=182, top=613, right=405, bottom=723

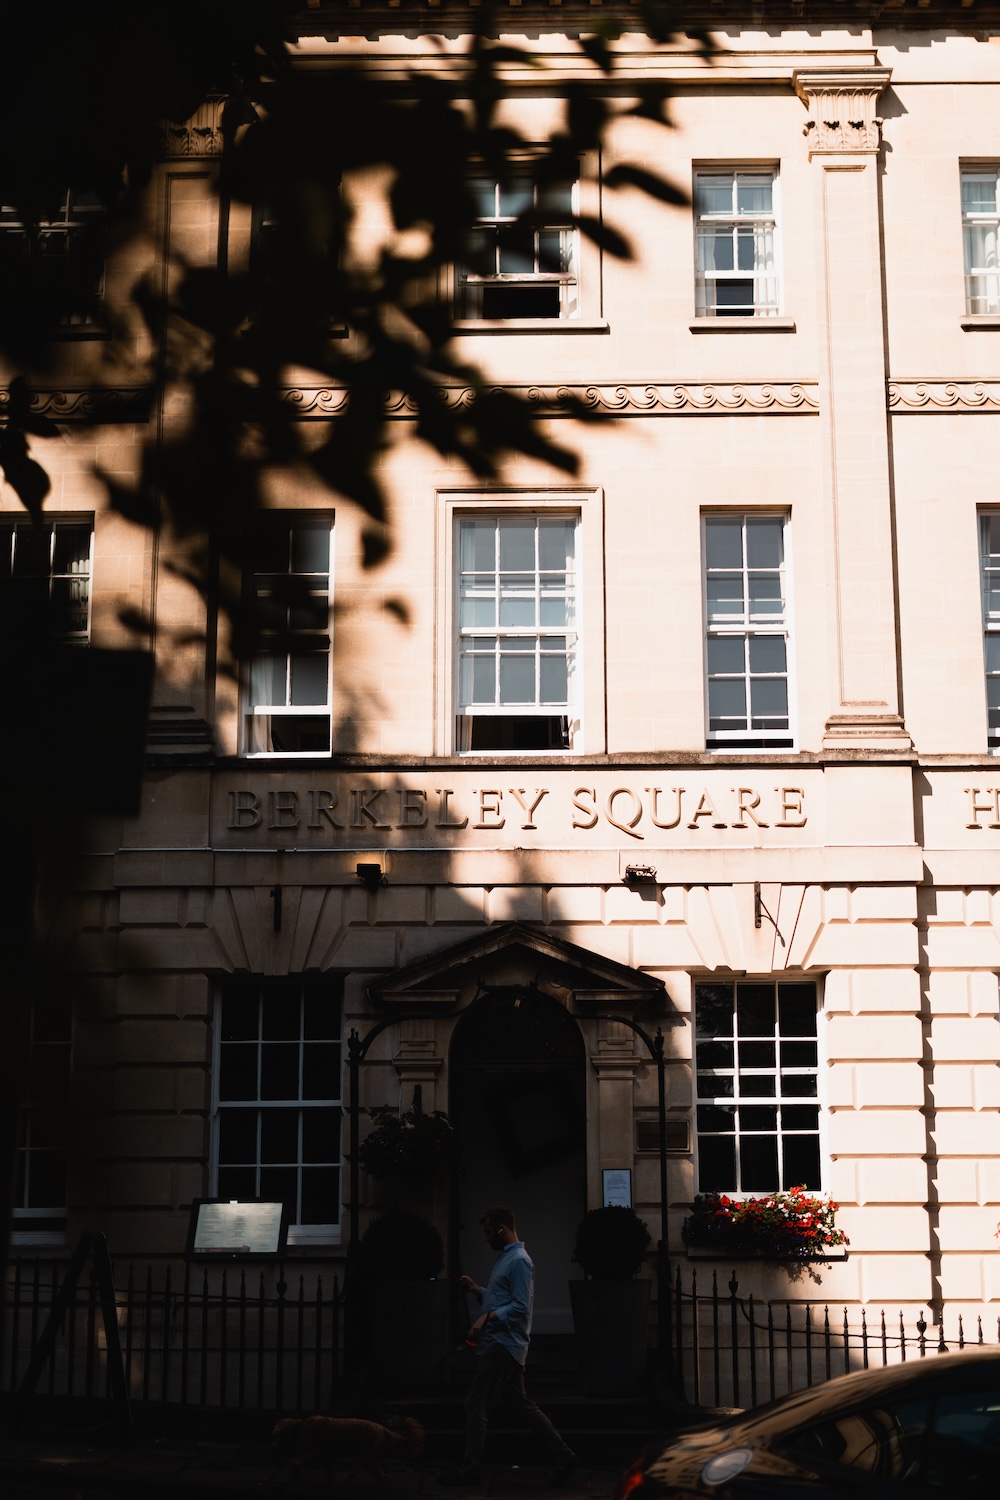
left=593, top=1013, right=675, bottom=1391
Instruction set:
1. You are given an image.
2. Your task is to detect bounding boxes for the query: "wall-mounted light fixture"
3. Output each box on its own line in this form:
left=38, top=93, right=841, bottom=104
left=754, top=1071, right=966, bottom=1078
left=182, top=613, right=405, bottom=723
left=624, top=864, right=657, bottom=883
left=356, top=863, right=385, bottom=890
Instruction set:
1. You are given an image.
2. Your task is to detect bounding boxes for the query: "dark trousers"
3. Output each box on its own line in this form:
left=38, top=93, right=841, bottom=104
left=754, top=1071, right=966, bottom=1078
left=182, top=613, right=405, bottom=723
left=463, top=1342, right=575, bottom=1468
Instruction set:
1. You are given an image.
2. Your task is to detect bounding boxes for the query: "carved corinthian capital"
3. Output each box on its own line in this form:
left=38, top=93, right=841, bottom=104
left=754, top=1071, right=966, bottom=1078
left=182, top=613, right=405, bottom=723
left=792, top=68, right=892, bottom=155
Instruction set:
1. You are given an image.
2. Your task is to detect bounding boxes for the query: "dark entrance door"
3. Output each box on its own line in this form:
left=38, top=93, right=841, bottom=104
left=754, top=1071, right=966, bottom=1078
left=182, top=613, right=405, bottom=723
left=451, top=988, right=585, bottom=1334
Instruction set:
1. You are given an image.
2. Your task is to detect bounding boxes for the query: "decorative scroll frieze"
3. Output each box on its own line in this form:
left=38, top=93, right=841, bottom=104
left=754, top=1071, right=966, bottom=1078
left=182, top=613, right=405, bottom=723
left=889, top=381, right=1000, bottom=413
left=793, top=68, right=892, bottom=154
left=284, top=381, right=821, bottom=418
left=0, top=387, right=151, bottom=423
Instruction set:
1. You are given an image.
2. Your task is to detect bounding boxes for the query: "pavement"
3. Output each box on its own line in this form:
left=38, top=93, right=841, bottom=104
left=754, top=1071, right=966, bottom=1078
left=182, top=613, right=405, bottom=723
left=0, top=1428, right=644, bottom=1500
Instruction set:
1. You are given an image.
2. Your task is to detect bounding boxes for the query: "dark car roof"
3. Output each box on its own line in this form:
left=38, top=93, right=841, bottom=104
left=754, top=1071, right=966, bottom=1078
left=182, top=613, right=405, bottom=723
left=720, top=1349, right=1000, bottom=1441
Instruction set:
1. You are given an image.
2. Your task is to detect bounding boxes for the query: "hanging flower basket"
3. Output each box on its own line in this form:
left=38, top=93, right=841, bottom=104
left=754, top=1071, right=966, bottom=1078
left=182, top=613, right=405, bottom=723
left=357, top=1106, right=456, bottom=1181
left=682, top=1186, right=849, bottom=1262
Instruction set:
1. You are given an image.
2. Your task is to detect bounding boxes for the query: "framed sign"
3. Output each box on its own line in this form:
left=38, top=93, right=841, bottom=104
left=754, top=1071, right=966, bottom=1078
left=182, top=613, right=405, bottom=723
left=185, top=1199, right=289, bottom=1261
left=602, top=1169, right=632, bottom=1208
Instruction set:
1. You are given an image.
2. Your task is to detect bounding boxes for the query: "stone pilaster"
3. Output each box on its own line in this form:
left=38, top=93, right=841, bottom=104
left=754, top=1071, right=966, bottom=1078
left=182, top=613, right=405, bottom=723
left=794, top=68, right=912, bottom=752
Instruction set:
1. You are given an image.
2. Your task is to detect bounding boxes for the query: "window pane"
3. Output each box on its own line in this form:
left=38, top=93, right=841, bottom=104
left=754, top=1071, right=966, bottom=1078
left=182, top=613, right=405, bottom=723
left=291, top=527, right=330, bottom=574
left=259, top=1165, right=298, bottom=1211
left=538, top=181, right=573, bottom=217
left=739, top=1041, right=775, bottom=1068
left=498, top=226, right=534, bottom=275
left=499, top=593, right=536, bottom=628
left=708, top=636, right=744, bottom=674
left=704, top=518, right=742, bottom=570
left=782, top=1134, right=821, bottom=1189
left=736, top=177, right=773, bottom=214
left=499, top=181, right=533, bottom=217
left=219, top=1109, right=258, bottom=1164
left=461, top=520, right=496, bottom=571
left=781, top=1042, right=818, bottom=1069
left=301, top=1167, right=337, bottom=1224
left=303, top=996, right=340, bottom=1042
left=707, top=574, right=745, bottom=617
left=782, top=1104, right=820, bottom=1130
left=698, top=1072, right=735, bottom=1097
left=302, top=1109, right=341, bottom=1163
left=220, top=1046, right=258, bottom=1102
left=302, top=1043, right=339, bottom=1099
left=696, top=178, right=734, bottom=215
left=538, top=519, right=575, bottom=571
left=746, top=518, right=783, bottom=568
left=499, top=653, right=535, bottom=704
left=743, top=1073, right=777, bottom=1097
left=749, top=635, right=786, bottom=673
left=737, top=984, right=776, bottom=1035
left=698, top=1135, right=736, bottom=1192
left=750, top=678, right=788, bottom=721
left=540, top=654, right=568, bottom=703
left=741, top=1133, right=778, bottom=1191
left=748, top=573, right=784, bottom=617
left=696, top=984, right=736, bottom=1038
left=260, top=1108, right=299, bottom=1164
left=290, top=652, right=329, bottom=707
left=262, top=989, right=301, bottom=1040
left=260, top=1045, right=299, bottom=1101
left=698, top=225, right=734, bottom=272
left=963, top=173, right=998, bottom=215
left=740, top=1105, right=778, bottom=1130
left=498, top=521, right=536, bottom=571
left=778, top=984, right=818, bottom=1036
left=708, top=678, right=746, bottom=725
left=696, top=1040, right=734, bottom=1070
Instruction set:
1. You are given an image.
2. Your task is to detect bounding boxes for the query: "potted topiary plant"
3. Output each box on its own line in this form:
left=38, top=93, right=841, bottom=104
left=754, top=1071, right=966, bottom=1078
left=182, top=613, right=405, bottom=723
left=356, top=1209, right=451, bottom=1393
left=569, top=1206, right=653, bottom=1396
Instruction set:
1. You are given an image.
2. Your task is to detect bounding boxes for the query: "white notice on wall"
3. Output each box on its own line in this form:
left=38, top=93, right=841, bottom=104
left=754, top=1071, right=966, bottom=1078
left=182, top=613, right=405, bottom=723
left=602, top=1170, right=632, bottom=1208
left=191, top=1201, right=285, bottom=1255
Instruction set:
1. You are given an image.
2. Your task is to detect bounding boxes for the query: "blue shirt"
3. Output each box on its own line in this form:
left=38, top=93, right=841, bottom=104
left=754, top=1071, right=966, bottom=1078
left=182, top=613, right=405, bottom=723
left=479, top=1240, right=533, bottom=1365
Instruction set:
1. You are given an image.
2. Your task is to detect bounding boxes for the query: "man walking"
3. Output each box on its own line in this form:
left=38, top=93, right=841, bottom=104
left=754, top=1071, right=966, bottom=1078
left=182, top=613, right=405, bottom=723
left=437, top=1205, right=578, bottom=1489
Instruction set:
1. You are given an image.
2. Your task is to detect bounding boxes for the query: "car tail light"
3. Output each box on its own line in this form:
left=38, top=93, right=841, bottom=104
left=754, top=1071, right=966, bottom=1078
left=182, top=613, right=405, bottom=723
left=612, top=1458, right=646, bottom=1499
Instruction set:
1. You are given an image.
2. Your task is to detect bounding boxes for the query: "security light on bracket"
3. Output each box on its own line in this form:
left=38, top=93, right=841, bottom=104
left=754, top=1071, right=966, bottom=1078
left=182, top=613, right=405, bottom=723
left=623, top=863, right=658, bottom=884
left=356, top=863, right=386, bottom=890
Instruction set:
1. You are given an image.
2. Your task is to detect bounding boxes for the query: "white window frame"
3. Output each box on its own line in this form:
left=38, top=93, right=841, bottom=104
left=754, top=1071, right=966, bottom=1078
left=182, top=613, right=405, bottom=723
left=979, top=512, right=1000, bottom=751
left=0, top=515, right=93, bottom=641
left=210, top=981, right=344, bottom=1248
left=693, top=167, right=781, bottom=320
left=692, top=977, right=825, bottom=1198
left=452, top=155, right=604, bottom=332
left=436, top=489, right=605, bottom=755
left=702, top=510, right=794, bottom=751
left=241, top=515, right=335, bottom=758
left=961, top=167, right=1000, bottom=317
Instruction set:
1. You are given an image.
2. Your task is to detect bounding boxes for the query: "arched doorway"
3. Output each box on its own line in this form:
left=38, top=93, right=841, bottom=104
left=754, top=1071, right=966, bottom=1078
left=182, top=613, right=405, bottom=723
left=451, top=987, right=585, bottom=1335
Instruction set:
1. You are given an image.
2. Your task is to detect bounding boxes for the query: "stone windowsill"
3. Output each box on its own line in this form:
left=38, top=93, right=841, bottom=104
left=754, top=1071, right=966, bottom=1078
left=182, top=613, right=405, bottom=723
left=689, top=317, right=797, bottom=334
left=453, top=319, right=610, bottom=334
left=960, top=314, right=1000, bottom=329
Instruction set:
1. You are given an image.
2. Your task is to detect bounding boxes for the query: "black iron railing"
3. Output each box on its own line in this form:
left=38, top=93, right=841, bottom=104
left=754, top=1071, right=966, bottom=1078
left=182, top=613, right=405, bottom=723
left=1, top=1255, right=340, bottom=1415
left=670, top=1265, right=1000, bottom=1410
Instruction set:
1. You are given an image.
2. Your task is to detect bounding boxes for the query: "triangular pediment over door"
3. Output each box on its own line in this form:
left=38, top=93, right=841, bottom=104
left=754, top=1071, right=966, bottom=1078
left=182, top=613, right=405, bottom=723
left=368, top=921, right=666, bottom=1014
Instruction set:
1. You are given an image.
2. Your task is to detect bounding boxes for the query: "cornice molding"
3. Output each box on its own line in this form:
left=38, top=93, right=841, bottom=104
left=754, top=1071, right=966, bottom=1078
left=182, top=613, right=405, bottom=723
left=285, top=381, right=821, bottom=417
left=888, top=380, right=1000, bottom=412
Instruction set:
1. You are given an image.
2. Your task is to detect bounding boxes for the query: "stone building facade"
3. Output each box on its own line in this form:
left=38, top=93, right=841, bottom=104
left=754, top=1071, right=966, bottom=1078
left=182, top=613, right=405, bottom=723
left=9, top=4, right=1000, bottom=1349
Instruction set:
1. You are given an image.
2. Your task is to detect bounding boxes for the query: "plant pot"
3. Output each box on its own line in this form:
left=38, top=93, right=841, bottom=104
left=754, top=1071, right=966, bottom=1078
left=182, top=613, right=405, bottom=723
left=366, top=1279, right=452, bottom=1394
left=569, top=1278, right=651, bottom=1396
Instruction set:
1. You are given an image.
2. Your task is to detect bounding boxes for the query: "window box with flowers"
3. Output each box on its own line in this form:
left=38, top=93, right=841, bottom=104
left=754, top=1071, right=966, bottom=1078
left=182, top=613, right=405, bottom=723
left=682, top=1187, right=849, bottom=1264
